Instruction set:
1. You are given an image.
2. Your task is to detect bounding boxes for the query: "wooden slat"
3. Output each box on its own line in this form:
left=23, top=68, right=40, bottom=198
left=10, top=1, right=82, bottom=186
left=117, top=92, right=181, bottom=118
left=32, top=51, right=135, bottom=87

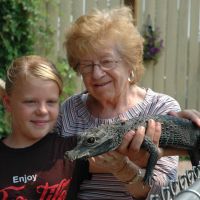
left=71, top=0, right=84, bottom=21
left=34, top=1, right=47, bottom=56
left=176, top=0, right=189, bottom=109
left=135, top=0, right=144, bottom=31
left=46, top=1, right=59, bottom=62
left=135, top=0, right=144, bottom=85
left=187, top=0, right=200, bottom=108
left=165, top=0, right=178, bottom=98
left=109, top=0, right=122, bottom=8
left=123, top=0, right=137, bottom=28
left=140, top=0, right=156, bottom=90
left=198, top=48, right=200, bottom=110
left=71, top=0, right=85, bottom=91
left=144, top=0, right=156, bottom=27
left=153, top=0, right=167, bottom=93
left=96, top=0, right=108, bottom=10
left=58, top=0, right=72, bottom=58
left=85, top=0, right=97, bottom=12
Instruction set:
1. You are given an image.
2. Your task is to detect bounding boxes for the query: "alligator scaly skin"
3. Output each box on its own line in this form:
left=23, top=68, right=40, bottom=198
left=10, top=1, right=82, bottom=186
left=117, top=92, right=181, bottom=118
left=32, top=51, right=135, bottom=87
left=65, top=115, right=200, bottom=184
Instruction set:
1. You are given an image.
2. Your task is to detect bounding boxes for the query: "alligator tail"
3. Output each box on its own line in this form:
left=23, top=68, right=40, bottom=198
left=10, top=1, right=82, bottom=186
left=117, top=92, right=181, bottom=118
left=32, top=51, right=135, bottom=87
left=188, top=149, right=200, bottom=166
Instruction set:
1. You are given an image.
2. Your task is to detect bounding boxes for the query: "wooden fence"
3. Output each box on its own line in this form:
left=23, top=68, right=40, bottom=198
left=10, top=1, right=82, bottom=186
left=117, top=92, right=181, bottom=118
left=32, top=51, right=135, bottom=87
left=36, top=0, right=124, bottom=61
left=36, top=0, right=200, bottom=110
left=136, top=0, right=200, bottom=110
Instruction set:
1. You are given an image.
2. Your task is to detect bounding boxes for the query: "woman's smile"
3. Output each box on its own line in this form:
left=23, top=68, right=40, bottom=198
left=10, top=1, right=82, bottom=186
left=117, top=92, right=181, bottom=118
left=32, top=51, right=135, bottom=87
left=94, top=80, right=112, bottom=88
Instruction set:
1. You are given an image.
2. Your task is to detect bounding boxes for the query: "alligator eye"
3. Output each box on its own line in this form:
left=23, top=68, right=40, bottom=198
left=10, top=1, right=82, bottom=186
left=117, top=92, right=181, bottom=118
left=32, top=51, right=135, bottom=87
left=121, top=121, right=125, bottom=125
left=87, top=137, right=95, bottom=144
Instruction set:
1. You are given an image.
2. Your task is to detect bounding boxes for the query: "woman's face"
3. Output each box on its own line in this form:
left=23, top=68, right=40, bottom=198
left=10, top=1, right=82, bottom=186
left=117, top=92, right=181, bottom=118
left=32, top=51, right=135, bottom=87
left=78, top=46, right=131, bottom=103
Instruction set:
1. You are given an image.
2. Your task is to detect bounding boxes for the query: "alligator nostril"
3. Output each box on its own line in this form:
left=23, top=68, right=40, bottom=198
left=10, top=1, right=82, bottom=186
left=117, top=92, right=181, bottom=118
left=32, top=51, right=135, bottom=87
left=87, top=137, right=95, bottom=143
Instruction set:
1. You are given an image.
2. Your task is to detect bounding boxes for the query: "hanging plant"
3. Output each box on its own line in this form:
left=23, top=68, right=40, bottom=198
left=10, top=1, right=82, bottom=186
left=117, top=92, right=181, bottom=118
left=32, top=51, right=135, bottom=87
left=142, top=15, right=164, bottom=65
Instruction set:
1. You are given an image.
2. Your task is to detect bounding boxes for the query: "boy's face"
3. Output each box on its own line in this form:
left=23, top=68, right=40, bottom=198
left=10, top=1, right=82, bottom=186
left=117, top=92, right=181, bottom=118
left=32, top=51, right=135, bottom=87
left=4, top=76, right=60, bottom=147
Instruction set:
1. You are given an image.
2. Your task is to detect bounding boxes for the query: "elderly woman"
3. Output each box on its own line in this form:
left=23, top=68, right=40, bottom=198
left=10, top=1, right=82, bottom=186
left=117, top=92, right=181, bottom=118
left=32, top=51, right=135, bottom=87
left=57, top=6, right=199, bottom=199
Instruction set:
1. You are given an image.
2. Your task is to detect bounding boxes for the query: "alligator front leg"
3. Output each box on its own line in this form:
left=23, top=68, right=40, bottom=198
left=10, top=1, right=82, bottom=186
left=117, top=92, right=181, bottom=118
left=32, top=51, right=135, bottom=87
left=141, top=136, right=159, bottom=185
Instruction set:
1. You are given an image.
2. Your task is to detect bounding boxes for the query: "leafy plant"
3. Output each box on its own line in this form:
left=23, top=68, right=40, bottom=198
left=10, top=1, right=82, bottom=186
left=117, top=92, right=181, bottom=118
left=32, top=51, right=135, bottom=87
left=142, top=15, right=164, bottom=64
left=56, top=59, right=78, bottom=101
left=0, top=104, right=11, bottom=137
left=0, top=0, right=42, bottom=75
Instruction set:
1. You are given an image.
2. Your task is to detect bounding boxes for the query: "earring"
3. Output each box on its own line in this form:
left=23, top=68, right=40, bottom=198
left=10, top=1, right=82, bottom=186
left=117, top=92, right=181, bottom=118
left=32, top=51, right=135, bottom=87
left=128, top=71, right=134, bottom=84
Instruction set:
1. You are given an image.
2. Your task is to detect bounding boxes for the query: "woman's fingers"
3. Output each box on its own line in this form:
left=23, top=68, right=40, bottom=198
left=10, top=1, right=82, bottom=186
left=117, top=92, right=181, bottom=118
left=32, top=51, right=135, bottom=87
left=128, top=119, right=161, bottom=151
left=89, top=151, right=128, bottom=172
left=117, top=130, right=136, bottom=154
left=129, top=126, right=145, bottom=152
left=117, top=119, right=162, bottom=167
left=169, top=110, right=200, bottom=126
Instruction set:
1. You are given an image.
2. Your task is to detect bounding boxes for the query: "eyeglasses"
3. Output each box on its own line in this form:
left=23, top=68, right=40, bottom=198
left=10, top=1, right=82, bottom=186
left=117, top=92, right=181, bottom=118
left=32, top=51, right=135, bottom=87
left=77, top=59, right=121, bottom=74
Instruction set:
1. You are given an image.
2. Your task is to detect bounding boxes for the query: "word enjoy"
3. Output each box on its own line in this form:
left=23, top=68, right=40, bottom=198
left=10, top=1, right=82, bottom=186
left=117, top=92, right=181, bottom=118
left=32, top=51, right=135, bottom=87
left=13, top=174, right=37, bottom=184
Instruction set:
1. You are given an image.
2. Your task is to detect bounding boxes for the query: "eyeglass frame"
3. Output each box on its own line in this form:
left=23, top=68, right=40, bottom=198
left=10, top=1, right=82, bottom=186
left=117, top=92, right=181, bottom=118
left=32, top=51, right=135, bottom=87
left=77, top=58, right=121, bottom=75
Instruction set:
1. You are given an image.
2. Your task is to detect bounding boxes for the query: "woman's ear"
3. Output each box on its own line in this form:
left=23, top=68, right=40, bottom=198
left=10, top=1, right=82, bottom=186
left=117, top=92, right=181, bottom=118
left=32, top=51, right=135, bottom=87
left=2, top=95, right=12, bottom=112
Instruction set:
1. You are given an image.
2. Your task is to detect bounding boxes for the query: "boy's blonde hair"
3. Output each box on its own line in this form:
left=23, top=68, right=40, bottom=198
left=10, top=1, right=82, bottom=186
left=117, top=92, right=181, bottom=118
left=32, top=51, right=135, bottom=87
left=5, top=55, right=63, bottom=96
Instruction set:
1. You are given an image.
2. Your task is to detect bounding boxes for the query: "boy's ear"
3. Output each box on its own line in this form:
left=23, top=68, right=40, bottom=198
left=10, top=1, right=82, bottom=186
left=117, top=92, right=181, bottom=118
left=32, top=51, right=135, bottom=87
left=2, top=95, right=12, bottom=112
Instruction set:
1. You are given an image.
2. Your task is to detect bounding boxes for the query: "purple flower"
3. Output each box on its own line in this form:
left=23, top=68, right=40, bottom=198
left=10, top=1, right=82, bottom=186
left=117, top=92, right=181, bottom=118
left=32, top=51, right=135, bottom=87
left=142, top=16, right=164, bottom=64
left=150, top=47, right=159, bottom=54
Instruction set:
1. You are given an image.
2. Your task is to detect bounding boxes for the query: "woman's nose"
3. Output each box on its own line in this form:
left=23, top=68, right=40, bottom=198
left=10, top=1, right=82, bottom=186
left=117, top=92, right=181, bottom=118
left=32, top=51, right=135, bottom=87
left=92, top=64, right=105, bottom=79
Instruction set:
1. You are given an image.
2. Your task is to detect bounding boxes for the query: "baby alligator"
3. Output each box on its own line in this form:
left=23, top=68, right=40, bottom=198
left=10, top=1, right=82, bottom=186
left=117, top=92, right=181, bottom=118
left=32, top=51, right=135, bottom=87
left=65, top=115, right=200, bottom=184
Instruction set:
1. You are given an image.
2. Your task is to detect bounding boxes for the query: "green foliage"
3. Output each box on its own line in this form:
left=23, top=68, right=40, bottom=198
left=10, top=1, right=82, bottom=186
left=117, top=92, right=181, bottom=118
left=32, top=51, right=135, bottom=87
left=0, top=104, right=11, bottom=137
left=0, top=0, right=42, bottom=75
left=179, top=155, right=190, bottom=161
left=56, top=59, right=77, bottom=101
left=0, top=0, right=45, bottom=136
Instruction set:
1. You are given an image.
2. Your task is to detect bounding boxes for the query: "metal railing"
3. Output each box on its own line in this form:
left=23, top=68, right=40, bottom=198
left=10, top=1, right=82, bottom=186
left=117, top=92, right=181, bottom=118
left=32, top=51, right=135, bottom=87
left=150, top=165, right=200, bottom=200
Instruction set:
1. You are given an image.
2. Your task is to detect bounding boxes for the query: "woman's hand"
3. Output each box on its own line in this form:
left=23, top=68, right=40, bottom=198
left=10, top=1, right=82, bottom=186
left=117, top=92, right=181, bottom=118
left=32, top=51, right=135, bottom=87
left=117, top=119, right=162, bottom=168
left=88, top=120, right=161, bottom=172
left=89, top=151, right=150, bottom=199
left=117, top=109, right=200, bottom=165
left=169, top=109, right=200, bottom=126
left=89, top=151, right=129, bottom=174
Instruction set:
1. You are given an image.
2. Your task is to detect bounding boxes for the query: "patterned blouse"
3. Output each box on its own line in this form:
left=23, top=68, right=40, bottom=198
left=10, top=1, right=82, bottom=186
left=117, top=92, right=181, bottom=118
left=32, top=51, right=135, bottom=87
left=56, top=88, right=181, bottom=200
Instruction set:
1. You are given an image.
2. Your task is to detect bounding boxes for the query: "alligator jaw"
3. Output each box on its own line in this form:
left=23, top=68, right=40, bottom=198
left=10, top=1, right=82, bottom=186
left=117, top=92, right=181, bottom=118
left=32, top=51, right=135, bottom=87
left=65, top=137, right=118, bottom=161
left=65, top=151, right=90, bottom=161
